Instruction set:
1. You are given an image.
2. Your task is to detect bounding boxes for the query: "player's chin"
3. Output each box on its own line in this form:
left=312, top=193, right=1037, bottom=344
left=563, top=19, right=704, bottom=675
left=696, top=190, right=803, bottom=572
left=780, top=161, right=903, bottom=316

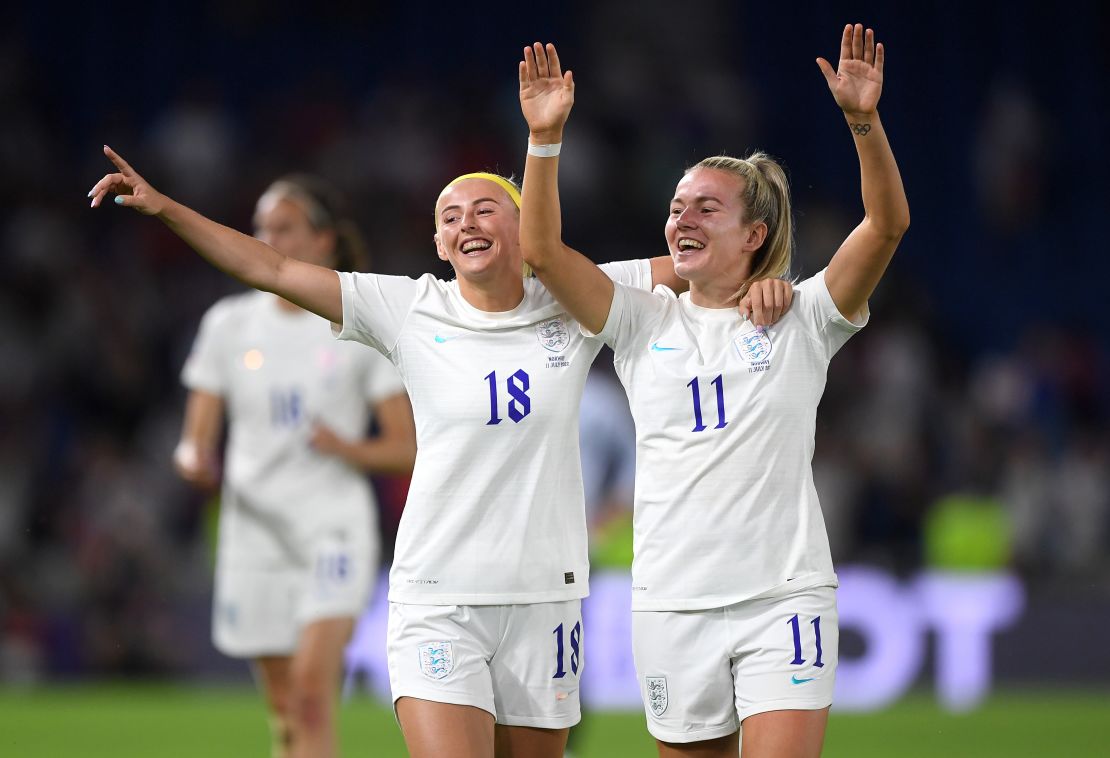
left=671, top=257, right=701, bottom=282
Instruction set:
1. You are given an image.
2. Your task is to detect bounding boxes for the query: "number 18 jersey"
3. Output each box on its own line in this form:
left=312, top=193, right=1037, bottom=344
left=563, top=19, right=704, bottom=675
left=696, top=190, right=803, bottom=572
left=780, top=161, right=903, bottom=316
left=598, top=269, right=867, bottom=611
left=334, top=260, right=651, bottom=605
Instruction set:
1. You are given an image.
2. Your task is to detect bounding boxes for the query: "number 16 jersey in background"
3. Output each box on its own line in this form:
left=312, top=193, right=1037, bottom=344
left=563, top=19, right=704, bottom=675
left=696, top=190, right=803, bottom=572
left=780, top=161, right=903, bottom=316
left=334, top=260, right=651, bottom=605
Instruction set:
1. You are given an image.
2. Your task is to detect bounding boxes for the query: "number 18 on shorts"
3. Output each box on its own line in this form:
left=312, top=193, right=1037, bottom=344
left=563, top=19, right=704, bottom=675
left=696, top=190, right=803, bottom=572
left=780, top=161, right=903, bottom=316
left=387, top=600, right=585, bottom=729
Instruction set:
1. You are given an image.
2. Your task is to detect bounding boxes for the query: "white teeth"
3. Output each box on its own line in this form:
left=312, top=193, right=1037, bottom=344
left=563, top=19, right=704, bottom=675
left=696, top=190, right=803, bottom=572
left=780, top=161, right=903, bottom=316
left=461, top=239, right=492, bottom=253
left=678, top=239, right=705, bottom=250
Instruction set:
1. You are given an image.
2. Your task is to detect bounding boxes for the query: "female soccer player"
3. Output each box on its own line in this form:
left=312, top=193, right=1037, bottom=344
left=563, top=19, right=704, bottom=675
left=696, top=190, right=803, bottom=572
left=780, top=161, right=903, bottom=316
left=518, top=26, right=908, bottom=758
left=89, top=149, right=790, bottom=758
left=173, top=174, right=416, bottom=758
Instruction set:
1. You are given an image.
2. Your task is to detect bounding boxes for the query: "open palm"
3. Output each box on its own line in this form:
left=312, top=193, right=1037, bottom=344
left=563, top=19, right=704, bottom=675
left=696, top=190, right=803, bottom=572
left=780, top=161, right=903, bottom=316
left=519, top=42, right=575, bottom=136
left=817, top=24, right=885, bottom=115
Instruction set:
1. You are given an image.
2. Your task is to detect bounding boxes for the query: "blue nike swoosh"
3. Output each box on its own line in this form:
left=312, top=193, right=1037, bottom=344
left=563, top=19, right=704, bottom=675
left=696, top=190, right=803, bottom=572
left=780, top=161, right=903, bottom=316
left=434, top=335, right=461, bottom=343
left=791, top=676, right=816, bottom=685
left=650, top=342, right=681, bottom=352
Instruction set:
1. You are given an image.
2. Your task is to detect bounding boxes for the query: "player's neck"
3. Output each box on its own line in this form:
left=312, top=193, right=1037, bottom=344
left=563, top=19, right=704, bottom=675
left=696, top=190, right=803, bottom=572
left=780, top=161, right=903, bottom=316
left=689, top=281, right=740, bottom=309
left=456, top=272, right=526, bottom=313
left=688, top=263, right=751, bottom=309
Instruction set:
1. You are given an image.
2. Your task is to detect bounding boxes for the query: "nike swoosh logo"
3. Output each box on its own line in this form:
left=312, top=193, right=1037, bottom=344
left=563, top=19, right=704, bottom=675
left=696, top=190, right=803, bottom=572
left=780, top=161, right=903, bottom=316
left=650, top=342, right=681, bottom=352
left=791, top=676, right=816, bottom=685
left=434, top=335, right=462, bottom=343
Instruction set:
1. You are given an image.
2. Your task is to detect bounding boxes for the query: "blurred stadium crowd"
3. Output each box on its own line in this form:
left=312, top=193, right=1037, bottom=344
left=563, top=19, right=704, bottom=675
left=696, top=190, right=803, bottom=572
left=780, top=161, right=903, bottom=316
left=1, top=3, right=1106, bottom=681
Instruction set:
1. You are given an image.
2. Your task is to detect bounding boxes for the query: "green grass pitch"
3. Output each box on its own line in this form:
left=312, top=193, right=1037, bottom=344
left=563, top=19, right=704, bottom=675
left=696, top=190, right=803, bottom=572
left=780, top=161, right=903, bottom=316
left=0, top=685, right=1106, bottom=756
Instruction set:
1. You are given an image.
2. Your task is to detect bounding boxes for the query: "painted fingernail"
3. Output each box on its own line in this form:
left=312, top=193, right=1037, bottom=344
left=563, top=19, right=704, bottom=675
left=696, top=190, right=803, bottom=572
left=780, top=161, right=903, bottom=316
left=87, top=190, right=94, bottom=198
left=114, top=196, right=123, bottom=205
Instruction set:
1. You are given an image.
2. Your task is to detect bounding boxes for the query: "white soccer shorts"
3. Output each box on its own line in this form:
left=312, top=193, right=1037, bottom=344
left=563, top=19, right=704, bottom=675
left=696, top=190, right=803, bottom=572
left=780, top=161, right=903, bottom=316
left=632, top=585, right=838, bottom=744
left=387, top=600, right=583, bottom=728
left=212, top=527, right=376, bottom=657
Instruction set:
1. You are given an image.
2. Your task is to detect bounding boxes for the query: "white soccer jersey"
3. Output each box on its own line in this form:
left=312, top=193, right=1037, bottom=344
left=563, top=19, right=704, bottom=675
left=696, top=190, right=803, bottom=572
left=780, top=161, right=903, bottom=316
left=598, top=269, right=866, bottom=611
left=182, top=291, right=404, bottom=567
left=333, top=260, right=652, bottom=605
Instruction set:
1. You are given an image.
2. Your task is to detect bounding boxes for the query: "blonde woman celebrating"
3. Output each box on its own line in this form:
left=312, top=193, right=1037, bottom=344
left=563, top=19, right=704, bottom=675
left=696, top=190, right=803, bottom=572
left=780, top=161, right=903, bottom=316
left=89, top=148, right=793, bottom=756
left=518, top=25, right=908, bottom=758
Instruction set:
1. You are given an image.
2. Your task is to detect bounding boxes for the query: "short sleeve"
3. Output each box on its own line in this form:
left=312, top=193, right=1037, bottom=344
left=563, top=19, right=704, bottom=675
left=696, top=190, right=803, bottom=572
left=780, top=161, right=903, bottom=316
left=599, top=259, right=652, bottom=291
left=595, top=282, right=668, bottom=358
left=181, top=301, right=231, bottom=394
left=792, top=268, right=869, bottom=360
left=362, top=348, right=406, bottom=405
left=332, top=272, right=422, bottom=355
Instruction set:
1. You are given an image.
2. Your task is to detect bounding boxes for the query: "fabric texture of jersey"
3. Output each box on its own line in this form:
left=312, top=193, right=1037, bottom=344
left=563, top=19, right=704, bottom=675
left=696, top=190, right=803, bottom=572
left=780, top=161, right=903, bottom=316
left=182, top=291, right=403, bottom=569
left=334, top=260, right=651, bottom=605
left=598, top=269, right=866, bottom=611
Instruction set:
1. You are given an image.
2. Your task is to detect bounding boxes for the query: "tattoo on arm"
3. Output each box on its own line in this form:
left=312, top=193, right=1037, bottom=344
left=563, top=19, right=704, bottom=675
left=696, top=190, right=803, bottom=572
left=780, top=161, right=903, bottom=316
left=850, top=122, right=872, bottom=136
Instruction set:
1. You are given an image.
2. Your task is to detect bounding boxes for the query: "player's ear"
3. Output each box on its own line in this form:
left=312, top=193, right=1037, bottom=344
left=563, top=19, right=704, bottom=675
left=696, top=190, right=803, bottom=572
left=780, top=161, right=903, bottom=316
left=434, top=234, right=449, bottom=261
left=744, top=221, right=768, bottom=254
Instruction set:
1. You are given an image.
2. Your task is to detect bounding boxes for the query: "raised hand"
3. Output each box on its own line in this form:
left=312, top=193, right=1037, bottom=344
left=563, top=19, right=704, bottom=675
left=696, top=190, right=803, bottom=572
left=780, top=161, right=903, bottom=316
left=519, top=42, right=574, bottom=140
left=87, top=145, right=167, bottom=214
left=816, top=24, right=884, bottom=117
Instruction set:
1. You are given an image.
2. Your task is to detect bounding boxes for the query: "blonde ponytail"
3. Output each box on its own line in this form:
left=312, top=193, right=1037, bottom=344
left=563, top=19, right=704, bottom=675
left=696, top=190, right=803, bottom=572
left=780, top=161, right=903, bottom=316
left=691, top=153, right=794, bottom=300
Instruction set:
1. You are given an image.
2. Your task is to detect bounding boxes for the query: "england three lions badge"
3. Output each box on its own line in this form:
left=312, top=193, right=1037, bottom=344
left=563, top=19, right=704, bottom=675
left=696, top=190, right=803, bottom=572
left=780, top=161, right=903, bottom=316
left=646, top=676, right=669, bottom=716
left=734, top=325, right=773, bottom=373
left=418, top=641, right=454, bottom=680
left=536, top=318, right=570, bottom=352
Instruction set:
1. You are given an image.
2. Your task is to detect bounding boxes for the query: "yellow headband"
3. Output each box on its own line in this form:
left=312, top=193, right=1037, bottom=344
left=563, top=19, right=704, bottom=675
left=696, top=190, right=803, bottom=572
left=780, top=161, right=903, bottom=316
left=435, top=172, right=521, bottom=229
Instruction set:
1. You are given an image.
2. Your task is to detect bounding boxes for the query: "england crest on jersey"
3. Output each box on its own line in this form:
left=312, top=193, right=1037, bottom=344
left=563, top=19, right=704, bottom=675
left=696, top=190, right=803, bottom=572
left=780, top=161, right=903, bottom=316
left=734, top=326, right=773, bottom=364
left=536, top=317, right=570, bottom=352
left=418, top=641, right=454, bottom=680
left=646, top=676, right=668, bottom=716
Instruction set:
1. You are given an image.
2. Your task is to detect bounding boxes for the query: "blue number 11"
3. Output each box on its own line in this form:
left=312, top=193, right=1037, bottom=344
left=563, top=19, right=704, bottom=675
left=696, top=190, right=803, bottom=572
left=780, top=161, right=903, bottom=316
left=687, top=375, right=728, bottom=432
left=788, top=614, right=824, bottom=668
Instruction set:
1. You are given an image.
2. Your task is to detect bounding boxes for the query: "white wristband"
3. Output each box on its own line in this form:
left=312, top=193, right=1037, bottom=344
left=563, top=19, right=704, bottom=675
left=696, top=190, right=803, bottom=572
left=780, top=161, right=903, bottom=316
left=528, top=142, right=562, bottom=158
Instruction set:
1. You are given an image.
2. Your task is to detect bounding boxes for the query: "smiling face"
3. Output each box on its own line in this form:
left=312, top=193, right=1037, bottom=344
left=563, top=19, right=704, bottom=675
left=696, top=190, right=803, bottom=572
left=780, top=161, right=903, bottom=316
left=434, top=178, right=523, bottom=283
left=665, top=167, right=766, bottom=290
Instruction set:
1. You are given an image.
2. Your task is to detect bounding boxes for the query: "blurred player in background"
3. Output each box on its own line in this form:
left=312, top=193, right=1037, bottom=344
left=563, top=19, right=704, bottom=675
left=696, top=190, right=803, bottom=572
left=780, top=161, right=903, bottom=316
left=89, top=144, right=788, bottom=757
left=519, top=25, right=908, bottom=757
left=173, top=175, right=416, bottom=758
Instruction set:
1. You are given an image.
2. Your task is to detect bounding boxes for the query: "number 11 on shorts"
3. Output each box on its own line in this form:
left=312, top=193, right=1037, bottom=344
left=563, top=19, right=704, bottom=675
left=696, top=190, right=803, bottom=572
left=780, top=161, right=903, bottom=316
left=788, top=614, right=824, bottom=667
left=552, top=621, right=581, bottom=678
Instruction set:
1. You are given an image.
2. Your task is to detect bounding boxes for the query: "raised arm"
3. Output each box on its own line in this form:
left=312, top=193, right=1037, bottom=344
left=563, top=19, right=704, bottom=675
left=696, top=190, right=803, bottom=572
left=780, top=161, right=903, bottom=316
left=519, top=43, right=615, bottom=335
left=88, top=146, right=342, bottom=323
left=817, top=24, right=910, bottom=319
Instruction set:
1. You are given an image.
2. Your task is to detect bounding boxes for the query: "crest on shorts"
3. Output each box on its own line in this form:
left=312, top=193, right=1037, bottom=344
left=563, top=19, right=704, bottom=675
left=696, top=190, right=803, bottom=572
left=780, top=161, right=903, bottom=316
left=646, top=676, right=669, bottom=717
left=418, top=641, right=453, bottom=680
left=536, top=317, right=570, bottom=352
left=734, top=327, right=773, bottom=364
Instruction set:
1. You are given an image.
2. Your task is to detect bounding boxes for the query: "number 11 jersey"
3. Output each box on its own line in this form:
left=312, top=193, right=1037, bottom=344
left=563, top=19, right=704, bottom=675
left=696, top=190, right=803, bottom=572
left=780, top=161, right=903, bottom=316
left=598, top=269, right=867, bottom=611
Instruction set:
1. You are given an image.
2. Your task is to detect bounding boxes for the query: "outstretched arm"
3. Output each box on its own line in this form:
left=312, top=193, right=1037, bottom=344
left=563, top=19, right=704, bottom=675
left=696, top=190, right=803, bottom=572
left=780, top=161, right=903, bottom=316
left=817, top=24, right=910, bottom=319
left=519, top=42, right=615, bottom=335
left=88, top=146, right=342, bottom=323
